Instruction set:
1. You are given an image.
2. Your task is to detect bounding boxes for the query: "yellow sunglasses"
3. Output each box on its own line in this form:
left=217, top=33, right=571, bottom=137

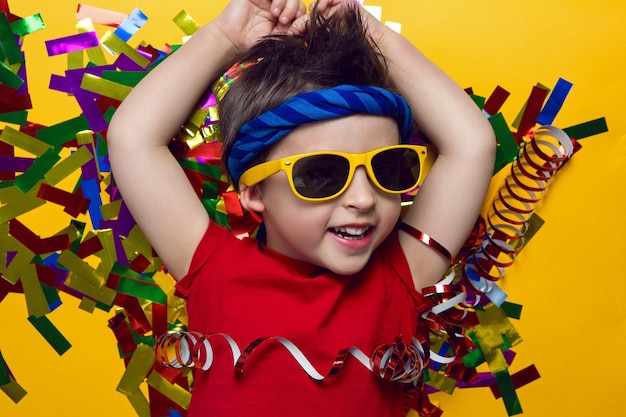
left=239, top=145, right=428, bottom=202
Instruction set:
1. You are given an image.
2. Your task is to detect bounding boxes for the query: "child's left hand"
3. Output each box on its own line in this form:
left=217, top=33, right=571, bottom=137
left=216, top=0, right=307, bottom=53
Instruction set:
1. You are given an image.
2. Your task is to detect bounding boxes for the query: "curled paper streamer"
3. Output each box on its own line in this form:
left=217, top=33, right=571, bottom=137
left=154, top=331, right=427, bottom=384
left=461, top=125, right=575, bottom=306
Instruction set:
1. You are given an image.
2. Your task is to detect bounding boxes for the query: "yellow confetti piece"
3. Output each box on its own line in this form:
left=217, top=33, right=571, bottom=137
left=76, top=18, right=108, bottom=66
left=0, top=126, right=51, bottom=156
left=172, top=10, right=200, bottom=36
left=43, top=145, right=93, bottom=186
left=67, top=50, right=84, bottom=70
left=125, top=388, right=151, bottom=417
left=100, top=200, right=122, bottom=220
left=147, top=370, right=191, bottom=410
left=78, top=296, right=97, bottom=313
left=0, top=194, right=45, bottom=225
left=116, top=343, right=155, bottom=396
left=59, top=250, right=117, bottom=305
left=21, top=263, right=52, bottom=318
left=0, top=376, right=27, bottom=404
left=0, top=223, right=18, bottom=274
left=123, top=225, right=155, bottom=263
left=2, top=243, right=35, bottom=285
left=94, top=229, right=117, bottom=278
left=425, top=369, right=457, bottom=394
left=101, top=31, right=150, bottom=68
left=471, top=303, right=523, bottom=374
left=80, top=73, right=133, bottom=102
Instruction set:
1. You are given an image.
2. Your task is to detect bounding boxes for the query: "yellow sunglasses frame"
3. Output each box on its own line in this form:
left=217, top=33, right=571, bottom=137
left=238, top=144, right=428, bottom=202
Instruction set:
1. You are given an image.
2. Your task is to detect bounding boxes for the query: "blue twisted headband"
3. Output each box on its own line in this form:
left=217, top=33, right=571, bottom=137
left=227, top=84, right=415, bottom=184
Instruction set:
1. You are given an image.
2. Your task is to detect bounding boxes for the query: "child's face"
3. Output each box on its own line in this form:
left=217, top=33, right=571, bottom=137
left=243, top=114, right=402, bottom=275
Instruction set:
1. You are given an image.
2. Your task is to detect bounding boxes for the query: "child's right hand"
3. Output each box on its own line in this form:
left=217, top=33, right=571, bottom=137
left=215, top=0, right=306, bottom=53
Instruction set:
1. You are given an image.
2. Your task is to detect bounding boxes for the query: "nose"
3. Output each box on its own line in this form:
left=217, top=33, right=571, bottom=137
left=341, top=167, right=376, bottom=212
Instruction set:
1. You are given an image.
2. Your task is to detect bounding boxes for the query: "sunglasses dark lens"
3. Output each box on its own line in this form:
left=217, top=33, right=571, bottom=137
left=292, top=154, right=350, bottom=198
left=372, top=148, right=421, bottom=191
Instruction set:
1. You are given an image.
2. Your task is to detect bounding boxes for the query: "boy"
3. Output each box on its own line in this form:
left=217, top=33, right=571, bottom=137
left=108, top=0, right=495, bottom=415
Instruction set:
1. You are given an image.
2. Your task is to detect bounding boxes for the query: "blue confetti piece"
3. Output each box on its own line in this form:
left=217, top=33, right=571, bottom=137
left=536, top=78, right=573, bottom=126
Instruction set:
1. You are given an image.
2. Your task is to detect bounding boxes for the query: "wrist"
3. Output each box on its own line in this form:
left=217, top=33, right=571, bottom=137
left=190, top=20, right=240, bottom=67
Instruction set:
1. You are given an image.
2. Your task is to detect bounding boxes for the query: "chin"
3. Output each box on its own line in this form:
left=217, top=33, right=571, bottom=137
left=324, top=258, right=370, bottom=276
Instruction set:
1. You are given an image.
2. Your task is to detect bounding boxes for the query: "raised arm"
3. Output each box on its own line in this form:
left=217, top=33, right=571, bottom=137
left=311, top=1, right=496, bottom=290
left=107, top=0, right=305, bottom=279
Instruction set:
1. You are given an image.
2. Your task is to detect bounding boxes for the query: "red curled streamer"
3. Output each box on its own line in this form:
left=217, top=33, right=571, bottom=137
left=462, top=125, right=576, bottom=299
left=154, top=331, right=428, bottom=384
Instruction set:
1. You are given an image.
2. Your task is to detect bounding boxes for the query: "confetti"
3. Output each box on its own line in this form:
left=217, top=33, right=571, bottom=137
left=0, top=2, right=609, bottom=416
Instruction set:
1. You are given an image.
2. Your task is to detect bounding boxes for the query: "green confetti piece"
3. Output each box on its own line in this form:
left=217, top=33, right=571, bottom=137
left=0, top=110, right=28, bottom=125
left=112, top=263, right=167, bottom=305
left=179, top=159, right=222, bottom=178
left=10, top=13, right=45, bottom=36
left=470, top=94, right=486, bottom=109
left=36, top=115, right=90, bottom=147
left=0, top=13, right=24, bottom=65
left=563, top=117, right=608, bottom=140
left=500, top=301, right=523, bottom=320
left=490, top=112, right=519, bottom=174
left=14, top=147, right=61, bottom=193
left=495, top=370, right=523, bottom=416
left=0, top=350, right=10, bottom=385
left=27, top=315, right=72, bottom=355
left=102, top=69, right=147, bottom=87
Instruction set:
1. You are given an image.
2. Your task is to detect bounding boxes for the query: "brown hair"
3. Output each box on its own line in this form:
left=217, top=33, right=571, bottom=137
left=218, top=4, right=394, bottom=176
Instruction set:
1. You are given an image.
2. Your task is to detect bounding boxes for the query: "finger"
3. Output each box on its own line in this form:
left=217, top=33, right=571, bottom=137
left=277, top=0, right=303, bottom=25
left=286, top=12, right=309, bottom=35
left=270, top=0, right=288, bottom=18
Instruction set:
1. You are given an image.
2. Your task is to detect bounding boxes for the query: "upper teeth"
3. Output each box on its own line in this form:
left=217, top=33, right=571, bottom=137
left=334, top=226, right=368, bottom=236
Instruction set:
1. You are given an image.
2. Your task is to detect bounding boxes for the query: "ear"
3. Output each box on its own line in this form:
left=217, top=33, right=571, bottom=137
left=239, top=184, right=266, bottom=214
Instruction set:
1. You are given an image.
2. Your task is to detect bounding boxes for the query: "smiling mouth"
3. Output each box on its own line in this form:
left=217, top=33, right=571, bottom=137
left=331, top=226, right=371, bottom=240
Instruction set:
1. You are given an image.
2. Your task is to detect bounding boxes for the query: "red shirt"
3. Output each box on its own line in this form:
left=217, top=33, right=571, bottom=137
left=175, top=223, right=426, bottom=416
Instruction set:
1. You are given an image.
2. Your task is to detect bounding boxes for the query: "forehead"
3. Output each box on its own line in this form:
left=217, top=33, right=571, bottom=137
left=268, top=114, right=400, bottom=159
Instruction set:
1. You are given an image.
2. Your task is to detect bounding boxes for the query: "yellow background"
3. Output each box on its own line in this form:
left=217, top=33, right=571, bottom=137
left=2, top=0, right=625, bottom=416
